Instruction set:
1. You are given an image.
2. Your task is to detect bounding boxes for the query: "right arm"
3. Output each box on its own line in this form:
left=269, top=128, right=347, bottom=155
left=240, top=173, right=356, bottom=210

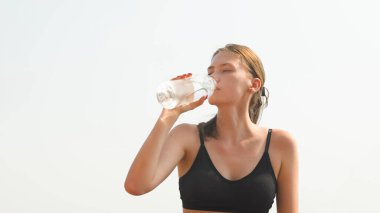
left=124, top=96, right=207, bottom=195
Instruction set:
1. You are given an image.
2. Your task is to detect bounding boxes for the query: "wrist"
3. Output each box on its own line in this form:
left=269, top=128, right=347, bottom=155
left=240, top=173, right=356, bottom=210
left=159, top=109, right=180, bottom=124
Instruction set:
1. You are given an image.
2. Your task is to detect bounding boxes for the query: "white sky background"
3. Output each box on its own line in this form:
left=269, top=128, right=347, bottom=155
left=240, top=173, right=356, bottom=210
left=1, top=0, right=380, bottom=212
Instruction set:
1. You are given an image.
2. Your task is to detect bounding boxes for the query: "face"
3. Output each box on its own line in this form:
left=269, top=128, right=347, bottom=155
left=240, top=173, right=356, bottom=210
left=207, top=51, right=259, bottom=106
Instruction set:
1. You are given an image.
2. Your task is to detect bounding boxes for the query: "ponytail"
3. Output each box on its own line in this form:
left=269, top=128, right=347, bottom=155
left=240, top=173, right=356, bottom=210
left=249, top=86, right=269, bottom=124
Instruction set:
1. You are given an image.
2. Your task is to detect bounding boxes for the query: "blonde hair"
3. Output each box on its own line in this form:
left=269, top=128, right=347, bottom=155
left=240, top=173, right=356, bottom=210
left=212, top=43, right=269, bottom=124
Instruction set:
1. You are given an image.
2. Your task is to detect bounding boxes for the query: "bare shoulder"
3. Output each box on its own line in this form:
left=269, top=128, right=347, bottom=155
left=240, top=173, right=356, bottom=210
left=270, top=128, right=298, bottom=160
left=173, top=123, right=204, bottom=178
left=171, top=123, right=198, bottom=133
left=270, top=129, right=299, bottom=212
left=169, top=123, right=202, bottom=166
left=170, top=123, right=198, bottom=138
left=168, top=123, right=200, bottom=147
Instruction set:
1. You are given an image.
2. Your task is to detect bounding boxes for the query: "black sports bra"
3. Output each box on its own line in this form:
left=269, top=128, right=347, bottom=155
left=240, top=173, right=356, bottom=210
left=178, top=124, right=277, bottom=213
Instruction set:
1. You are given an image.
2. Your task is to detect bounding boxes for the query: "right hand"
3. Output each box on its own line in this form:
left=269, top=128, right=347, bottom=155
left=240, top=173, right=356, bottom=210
left=161, top=73, right=208, bottom=118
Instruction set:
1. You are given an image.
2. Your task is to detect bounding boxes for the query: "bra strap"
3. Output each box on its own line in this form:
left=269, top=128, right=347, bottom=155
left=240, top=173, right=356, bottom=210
left=265, top=129, right=272, bottom=153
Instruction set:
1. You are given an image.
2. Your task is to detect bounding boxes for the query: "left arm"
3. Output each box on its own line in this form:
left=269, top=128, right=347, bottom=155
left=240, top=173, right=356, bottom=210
left=276, top=131, right=299, bottom=213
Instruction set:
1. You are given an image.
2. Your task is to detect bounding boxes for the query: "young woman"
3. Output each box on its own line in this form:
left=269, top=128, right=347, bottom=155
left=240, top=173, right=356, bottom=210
left=125, top=44, right=298, bottom=213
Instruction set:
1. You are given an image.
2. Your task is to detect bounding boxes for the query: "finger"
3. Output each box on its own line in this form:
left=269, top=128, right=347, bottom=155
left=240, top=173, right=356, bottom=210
left=190, top=95, right=207, bottom=109
left=170, top=73, right=192, bottom=80
left=180, top=95, right=207, bottom=112
left=177, top=73, right=192, bottom=80
left=179, top=73, right=191, bottom=79
left=171, top=75, right=181, bottom=80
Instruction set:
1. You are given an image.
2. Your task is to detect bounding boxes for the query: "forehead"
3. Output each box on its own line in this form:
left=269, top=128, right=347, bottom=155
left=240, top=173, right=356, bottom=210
left=210, top=51, right=241, bottom=67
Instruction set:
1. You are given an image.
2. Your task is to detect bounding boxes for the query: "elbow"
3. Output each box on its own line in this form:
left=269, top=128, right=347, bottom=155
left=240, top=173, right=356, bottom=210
left=124, top=179, right=148, bottom=196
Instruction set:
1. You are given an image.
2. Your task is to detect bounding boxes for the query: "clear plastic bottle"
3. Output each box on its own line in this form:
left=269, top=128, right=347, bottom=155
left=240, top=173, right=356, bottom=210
left=156, top=74, right=216, bottom=109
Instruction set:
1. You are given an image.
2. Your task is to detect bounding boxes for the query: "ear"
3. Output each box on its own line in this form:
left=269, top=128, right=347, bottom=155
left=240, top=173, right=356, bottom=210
left=249, top=78, right=262, bottom=93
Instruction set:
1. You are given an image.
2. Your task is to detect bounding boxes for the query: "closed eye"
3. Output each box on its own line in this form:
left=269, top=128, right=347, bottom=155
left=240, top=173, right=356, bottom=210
left=208, top=70, right=232, bottom=75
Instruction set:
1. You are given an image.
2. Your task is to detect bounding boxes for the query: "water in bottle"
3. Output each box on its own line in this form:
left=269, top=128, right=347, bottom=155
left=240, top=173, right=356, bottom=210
left=156, top=74, right=216, bottom=109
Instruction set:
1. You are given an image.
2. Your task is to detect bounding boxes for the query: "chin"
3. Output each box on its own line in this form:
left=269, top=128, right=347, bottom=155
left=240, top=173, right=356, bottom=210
left=208, top=95, right=226, bottom=106
left=207, top=96, right=216, bottom=106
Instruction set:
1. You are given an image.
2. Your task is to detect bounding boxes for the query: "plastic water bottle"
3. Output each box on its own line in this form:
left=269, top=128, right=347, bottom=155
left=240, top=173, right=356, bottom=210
left=156, top=74, right=216, bottom=109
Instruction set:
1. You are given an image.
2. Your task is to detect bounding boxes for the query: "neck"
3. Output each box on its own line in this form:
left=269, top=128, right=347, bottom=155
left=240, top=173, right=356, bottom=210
left=215, top=104, right=259, bottom=145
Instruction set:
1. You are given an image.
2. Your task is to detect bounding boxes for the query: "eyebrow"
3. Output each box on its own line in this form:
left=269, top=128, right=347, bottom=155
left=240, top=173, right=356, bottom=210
left=207, top=63, right=234, bottom=71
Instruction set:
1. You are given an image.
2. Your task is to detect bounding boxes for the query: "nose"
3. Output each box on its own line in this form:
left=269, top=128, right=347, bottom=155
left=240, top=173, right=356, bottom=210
left=209, top=73, right=220, bottom=83
left=214, top=76, right=220, bottom=83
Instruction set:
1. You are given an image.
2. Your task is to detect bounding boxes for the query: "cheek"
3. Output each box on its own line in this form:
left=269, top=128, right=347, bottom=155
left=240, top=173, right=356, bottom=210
left=213, top=75, right=249, bottom=97
left=225, top=79, right=248, bottom=94
left=208, top=89, right=240, bottom=106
